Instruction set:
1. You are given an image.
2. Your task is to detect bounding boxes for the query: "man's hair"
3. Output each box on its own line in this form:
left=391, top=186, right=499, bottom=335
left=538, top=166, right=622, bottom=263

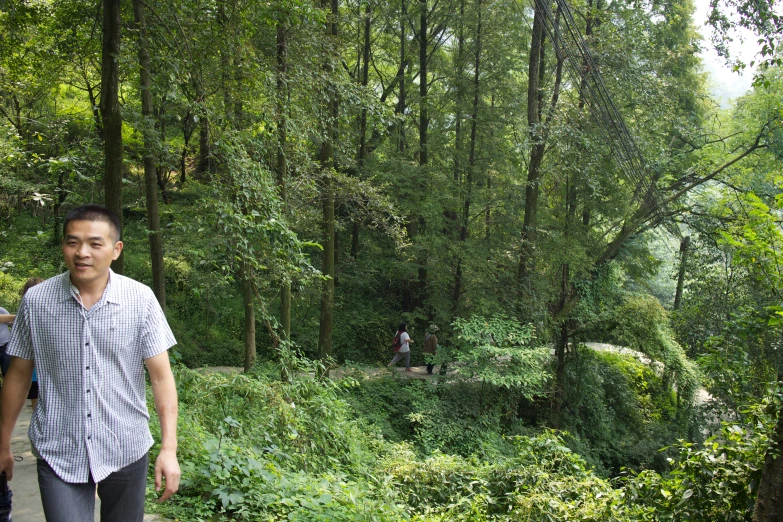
left=63, top=204, right=122, bottom=242
left=398, top=323, right=407, bottom=332
left=21, top=277, right=44, bottom=297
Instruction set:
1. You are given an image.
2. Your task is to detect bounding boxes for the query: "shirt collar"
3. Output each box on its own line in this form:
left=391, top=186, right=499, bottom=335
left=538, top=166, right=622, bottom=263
left=59, top=269, right=119, bottom=304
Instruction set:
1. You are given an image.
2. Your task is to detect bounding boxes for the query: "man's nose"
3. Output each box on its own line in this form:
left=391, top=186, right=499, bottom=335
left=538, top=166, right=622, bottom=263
left=75, top=243, right=90, bottom=257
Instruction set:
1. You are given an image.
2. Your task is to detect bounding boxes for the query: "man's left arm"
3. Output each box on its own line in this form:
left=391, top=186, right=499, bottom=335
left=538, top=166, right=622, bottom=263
left=145, top=352, right=180, bottom=502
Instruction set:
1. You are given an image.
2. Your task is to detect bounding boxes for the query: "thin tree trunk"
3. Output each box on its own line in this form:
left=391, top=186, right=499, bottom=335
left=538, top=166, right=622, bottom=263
left=552, top=313, right=568, bottom=428
left=101, top=0, right=124, bottom=273
left=452, top=0, right=481, bottom=314
left=53, top=165, right=66, bottom=245
left=84, top=66, right=104, bottom=140
left=197, top=117, right=211, bottom=177
left=352, top=1, right=371, bottom=260
left=415, top=0, right=429, bottom=309
left=517, top=6, right=545, bottom=285
left=419, top=0, right=428, bottom=168
left=397, top=0, right=407, bottom=152
left=318, top=0, right=338, bottom=363
left=753, top=374, right=783, bottom=522
left=277, top=23, right=292, bottom=340
left=218, top=0, right=234, bottom=125
left=552, top=174, right=576, bottom=425
left=154, top=106, right=170, bottom=204
left=134, top=0, right=166, bottom=310
left=241, top=262, right=256, bottom=371
left=181, top=112, right=195, bottom=184
left=673, top=236, right=690, bottom=310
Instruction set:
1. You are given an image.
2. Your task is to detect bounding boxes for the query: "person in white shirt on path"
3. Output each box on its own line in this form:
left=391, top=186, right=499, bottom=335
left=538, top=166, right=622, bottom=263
left=388, top=322, right=413, bottom=372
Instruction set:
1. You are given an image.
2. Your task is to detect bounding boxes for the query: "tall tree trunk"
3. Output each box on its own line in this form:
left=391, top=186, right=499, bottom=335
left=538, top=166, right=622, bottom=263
left=552, top=309, right=568, bottom=428
left=83, top=67, right=104, bottom=140
left=197, top=116, right=211, bottom=177
left=318, top=0, right=339, bottom=362
left=218, top=0, right=235, bottom=125
left=397, top=0, right=407, bottom=152
left=415, top=0, right=429, bottom=309
left=134, top=0, right=166, bottom=310
left=180, top=112, right=195, bottom=184
left=753, top=374, right=783, bottom=522
left=241, top=262, right=256, bottom=371
left=352, top=1, right=371, bottom=260
left=517, top=6, right=545, bottom=286
left=53, top=163, right=66, bottom=245
left=101, top=0, right=124, bottom=273
left=452, top=0, right=481, bottom=314
left=277, top=23, right=292, bottom=341
left=552, top=175, right=576, bottom=427
left=673, top=235, right=690, bottom=310
left=419, top=0, right=428, bottom=169
left=452, top=0, right=466, bottom=185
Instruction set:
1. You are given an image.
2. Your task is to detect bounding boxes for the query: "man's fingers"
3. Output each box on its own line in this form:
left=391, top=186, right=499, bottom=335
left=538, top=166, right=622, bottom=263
left=157, top=471, right=180, bottom=502
left=154, top=463, right=162, bottom=492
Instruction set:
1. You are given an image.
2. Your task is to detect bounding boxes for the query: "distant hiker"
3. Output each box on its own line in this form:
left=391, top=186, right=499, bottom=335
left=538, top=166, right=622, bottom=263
left=423, top=324, right=439, bottom=375
left=388, top=322, right=413, bottom=372
left=21, top=278, right=44, bottom=410
left=0, top=304, right=14, bottom=378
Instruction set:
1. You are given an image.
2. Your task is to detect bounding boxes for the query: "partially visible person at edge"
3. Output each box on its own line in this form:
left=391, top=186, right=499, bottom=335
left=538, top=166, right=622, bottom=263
left=0, top=204, right=180, bottom=522
left=388, top=322, right=413, bottom=372
left=0, top=302, right=15, bottom=377
left=21, top=278, right=44, bottom=409
left=423, top=324, right=439, bottom=375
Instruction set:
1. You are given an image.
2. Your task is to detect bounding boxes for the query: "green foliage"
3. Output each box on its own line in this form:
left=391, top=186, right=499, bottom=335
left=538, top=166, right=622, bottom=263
left=0, top=272, right=23, bottom=311
left=620, top=398, right=775, bottom=520
left=147, top=364, right=403, bottom=520
left=612, top=295, right=700, bottom=405
left=446, top=315, right=551, bottom=397
left=384, top=432, right=635, bottom=521
left=562, top=348, right=684, bottom=474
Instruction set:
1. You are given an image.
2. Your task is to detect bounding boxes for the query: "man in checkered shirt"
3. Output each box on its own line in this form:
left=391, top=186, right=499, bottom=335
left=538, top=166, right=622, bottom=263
left=0, top=204, right=180, bottom=521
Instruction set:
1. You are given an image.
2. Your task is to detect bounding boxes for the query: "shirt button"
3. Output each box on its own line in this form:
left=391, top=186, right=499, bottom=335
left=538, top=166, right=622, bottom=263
left=87, top=413, right=91, bottom=418
left=86, top=366, right=90, bottom=370
left=87, top=436, right=91, bottom=440
left=86, top=390, right=90, bottom=393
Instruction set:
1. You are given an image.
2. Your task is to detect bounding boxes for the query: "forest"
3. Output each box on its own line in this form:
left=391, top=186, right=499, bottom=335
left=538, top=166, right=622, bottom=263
left=1, top=0, right=783, bottom=519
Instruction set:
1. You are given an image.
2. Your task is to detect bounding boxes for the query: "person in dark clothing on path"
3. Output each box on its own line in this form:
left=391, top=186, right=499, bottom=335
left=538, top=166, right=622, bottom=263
left=423, top=324, right=439, bottom=375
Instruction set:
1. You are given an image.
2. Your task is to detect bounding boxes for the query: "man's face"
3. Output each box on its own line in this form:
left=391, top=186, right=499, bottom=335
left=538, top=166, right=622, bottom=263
left=62, top=220, right=123, bottom=288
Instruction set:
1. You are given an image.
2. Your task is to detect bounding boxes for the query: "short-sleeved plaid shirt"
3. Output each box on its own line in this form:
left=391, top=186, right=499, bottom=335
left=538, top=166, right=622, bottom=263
left=7, top=270, right=176, bottom=483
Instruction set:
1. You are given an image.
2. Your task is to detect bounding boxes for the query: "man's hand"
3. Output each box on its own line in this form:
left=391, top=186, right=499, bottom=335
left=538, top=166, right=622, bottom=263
left=0, top=448, right=14, bottom=481
left=154, top=448, right=180, bottom=502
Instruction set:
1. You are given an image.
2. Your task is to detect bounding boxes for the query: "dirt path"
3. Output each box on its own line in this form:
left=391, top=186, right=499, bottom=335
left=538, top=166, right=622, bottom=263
left=8, top=404, right=166, bottom=521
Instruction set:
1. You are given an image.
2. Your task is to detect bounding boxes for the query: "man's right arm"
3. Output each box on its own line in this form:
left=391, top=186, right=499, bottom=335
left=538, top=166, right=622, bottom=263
left=0, top=315, right=15, bottom=324
left=0, top=357, right=33, bottom=480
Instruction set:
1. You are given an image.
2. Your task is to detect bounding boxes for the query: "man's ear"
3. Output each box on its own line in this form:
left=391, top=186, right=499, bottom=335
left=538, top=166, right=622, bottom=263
left=112, top=240, right=124, bottom=260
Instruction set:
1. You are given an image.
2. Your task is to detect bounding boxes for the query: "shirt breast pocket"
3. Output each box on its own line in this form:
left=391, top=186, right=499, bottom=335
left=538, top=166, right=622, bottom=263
left=95, top=312, right=141, bottom=360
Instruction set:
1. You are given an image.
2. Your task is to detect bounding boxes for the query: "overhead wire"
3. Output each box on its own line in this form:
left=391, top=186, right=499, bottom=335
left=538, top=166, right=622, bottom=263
left=519, top=0, right=679, bottom=237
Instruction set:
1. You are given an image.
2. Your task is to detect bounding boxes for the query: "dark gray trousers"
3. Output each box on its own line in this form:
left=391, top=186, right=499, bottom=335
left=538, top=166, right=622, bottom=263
left=37, top=454, right=148, bottom=522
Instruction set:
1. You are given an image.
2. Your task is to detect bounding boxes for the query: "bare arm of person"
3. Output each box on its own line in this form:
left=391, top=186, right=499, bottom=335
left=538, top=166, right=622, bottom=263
left=0, top=315, right=15, bottom=324
left=145, top=351, right=180, bottom=502
left=0, top=357, right=34, bottom=480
